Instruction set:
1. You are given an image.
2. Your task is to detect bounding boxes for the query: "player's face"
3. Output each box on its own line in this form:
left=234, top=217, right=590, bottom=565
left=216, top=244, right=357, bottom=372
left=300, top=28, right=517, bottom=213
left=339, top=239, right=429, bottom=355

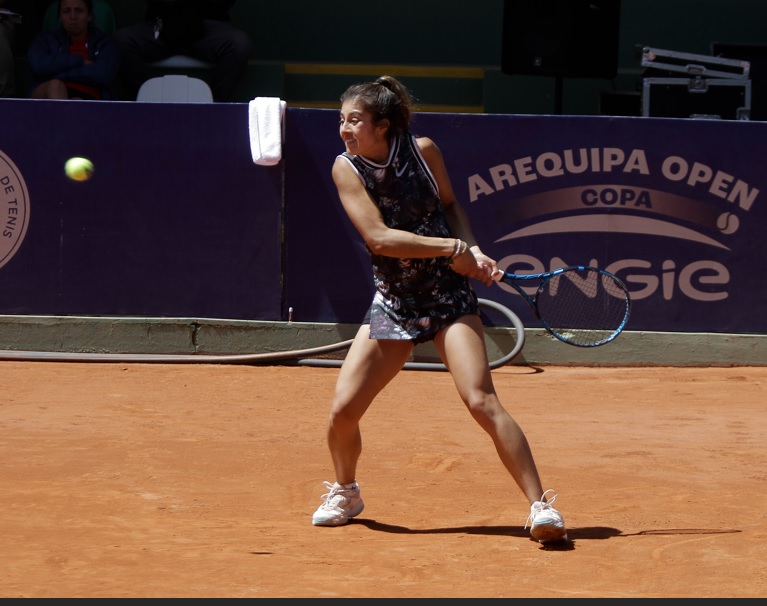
left=60, top=0, right=92, bottom=39
left=339, top=100, right=388, bottom=159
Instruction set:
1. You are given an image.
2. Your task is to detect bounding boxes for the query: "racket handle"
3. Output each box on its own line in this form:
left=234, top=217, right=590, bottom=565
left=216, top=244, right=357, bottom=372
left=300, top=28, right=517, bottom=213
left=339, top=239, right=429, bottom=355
left=491, top=268, right=504, bottom=281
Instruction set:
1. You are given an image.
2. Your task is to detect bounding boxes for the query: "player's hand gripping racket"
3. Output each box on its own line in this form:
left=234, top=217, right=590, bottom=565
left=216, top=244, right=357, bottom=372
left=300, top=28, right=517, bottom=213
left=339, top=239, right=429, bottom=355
left=493, top=266, right=631, bottom=347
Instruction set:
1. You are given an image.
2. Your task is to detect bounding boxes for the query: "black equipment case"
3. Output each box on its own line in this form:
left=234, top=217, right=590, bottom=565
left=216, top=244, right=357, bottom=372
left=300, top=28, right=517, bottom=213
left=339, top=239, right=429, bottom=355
left=640, top=46, right=752, bottom=120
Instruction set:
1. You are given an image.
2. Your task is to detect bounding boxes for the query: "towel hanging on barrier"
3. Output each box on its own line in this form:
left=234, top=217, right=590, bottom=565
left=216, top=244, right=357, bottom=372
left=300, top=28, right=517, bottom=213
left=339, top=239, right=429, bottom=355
left=249, top=97, right=286, bottom=166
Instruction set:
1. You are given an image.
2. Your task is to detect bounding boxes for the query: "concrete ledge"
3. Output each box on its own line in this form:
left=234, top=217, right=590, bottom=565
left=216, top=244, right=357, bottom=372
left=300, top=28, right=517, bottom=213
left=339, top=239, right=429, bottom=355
left=0, top=315, right=764, bottom=366
left=0, top=315, right=357, bottom=358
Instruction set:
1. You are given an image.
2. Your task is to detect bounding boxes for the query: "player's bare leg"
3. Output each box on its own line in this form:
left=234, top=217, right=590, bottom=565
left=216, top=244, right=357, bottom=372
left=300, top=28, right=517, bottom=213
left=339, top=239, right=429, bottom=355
left=312, top=325, right=412, bottom=526
left=435, top=315, right=567, bottom=542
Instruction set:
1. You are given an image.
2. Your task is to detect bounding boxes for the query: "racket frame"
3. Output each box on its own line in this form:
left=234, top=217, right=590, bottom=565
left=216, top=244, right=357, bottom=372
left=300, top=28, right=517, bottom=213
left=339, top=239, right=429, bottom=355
left=497, top=266, right=631, bottom=347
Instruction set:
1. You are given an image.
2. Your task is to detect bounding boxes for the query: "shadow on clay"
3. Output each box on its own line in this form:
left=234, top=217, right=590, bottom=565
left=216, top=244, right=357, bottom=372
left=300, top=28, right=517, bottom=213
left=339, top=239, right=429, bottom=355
left=350, top=519, right=741, bottom=551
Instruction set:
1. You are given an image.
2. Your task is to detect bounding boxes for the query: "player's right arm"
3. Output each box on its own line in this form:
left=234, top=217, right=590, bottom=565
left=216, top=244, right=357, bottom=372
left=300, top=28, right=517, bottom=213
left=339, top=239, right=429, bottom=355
left=332, top=156, right=457, bottom=260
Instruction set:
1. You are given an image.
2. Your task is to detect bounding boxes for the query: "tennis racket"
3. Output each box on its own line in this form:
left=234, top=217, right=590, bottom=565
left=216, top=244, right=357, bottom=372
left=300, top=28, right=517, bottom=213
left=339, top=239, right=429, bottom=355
left=493, top=266, right=631, bottom=347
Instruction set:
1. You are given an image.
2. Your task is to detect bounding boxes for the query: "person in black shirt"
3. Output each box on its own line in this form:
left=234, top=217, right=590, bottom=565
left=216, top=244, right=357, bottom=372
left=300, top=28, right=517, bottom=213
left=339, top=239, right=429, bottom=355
left=112, top=0, right=252, bottom=102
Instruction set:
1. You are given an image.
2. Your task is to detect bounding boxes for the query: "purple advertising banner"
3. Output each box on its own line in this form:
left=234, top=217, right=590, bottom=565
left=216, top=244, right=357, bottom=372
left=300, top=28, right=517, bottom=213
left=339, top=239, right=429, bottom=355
left=0, top=99, right=283, bottom=320
left=285, top=109, right=767, bottom=334
left=2, top=100, right=765, bottom=335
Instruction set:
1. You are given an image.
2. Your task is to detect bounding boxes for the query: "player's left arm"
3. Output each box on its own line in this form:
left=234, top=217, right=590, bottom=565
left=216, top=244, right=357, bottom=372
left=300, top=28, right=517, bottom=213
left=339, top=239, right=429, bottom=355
left=417, top=137, right=496, bottom=284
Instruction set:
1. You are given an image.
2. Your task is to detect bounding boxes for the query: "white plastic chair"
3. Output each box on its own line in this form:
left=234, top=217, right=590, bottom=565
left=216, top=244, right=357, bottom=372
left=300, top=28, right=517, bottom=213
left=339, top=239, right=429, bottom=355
left=136, top=75, right=214, bottom=103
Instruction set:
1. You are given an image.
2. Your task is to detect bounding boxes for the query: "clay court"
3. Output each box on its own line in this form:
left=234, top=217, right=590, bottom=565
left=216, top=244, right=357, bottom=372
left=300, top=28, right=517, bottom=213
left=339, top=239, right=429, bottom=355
left=1, top=361, right=765, bottom=598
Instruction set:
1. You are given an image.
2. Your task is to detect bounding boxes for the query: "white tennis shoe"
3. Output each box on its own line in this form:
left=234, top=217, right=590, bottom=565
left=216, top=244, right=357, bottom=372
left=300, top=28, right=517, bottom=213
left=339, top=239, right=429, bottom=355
left=526, top=489, right=568, bottom=543
left=312, top=480, right=364, bottom=526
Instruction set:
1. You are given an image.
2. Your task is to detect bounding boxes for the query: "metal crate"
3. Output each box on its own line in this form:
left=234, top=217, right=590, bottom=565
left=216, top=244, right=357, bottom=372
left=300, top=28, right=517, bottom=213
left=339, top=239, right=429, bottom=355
left=641, top=46, right=750, bottom=80
left=642, top=77, right=751, bottom=120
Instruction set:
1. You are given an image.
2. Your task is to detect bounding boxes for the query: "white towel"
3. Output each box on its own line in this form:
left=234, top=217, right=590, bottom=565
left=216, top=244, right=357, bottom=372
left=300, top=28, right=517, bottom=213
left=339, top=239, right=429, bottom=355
left=249, top=97, right=286, bottom=166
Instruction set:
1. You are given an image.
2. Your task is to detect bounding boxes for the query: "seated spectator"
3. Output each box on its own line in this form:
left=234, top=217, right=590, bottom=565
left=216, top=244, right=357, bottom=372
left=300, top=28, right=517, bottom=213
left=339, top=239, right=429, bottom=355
left=26, top=0, right=119, bottom=100
left=0, top=0, right=20, bottom=97
left=112, top=0, right=252, bottom=102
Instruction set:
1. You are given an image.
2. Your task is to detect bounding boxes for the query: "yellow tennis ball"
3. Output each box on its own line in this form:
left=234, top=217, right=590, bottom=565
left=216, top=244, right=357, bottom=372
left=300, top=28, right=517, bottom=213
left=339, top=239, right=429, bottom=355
left=65, top=157, right=94, bottom=182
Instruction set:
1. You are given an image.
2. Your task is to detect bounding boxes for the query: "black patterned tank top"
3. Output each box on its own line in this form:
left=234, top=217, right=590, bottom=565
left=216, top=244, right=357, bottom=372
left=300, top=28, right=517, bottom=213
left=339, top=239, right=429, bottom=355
left=338, top=132, right=478, bottom=343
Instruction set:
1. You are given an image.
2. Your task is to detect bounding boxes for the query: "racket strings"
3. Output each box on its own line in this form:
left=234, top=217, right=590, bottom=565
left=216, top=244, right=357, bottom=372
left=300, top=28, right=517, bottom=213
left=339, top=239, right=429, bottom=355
left=536, top=270, right=630, bottom=347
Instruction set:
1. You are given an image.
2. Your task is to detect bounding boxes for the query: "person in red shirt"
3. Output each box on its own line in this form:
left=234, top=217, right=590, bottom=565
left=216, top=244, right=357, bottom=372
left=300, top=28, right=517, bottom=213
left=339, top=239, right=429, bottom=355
left=27, top=0, right=119, bottom=100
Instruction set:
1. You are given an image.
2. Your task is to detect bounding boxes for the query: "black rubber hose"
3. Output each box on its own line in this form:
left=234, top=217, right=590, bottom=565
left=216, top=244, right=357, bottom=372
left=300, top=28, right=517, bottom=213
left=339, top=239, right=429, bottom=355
left=0, top=299, right=525, bottom=370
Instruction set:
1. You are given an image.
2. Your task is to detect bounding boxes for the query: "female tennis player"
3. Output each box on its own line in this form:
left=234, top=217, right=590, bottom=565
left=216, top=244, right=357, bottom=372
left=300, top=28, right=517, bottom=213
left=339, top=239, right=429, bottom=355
left=311, top=75, right=567, bottom=544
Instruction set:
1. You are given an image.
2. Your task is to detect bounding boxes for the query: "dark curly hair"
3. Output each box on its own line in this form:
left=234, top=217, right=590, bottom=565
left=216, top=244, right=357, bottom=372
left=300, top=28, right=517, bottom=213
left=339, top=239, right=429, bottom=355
left=339, top=75, right=415, bottom=138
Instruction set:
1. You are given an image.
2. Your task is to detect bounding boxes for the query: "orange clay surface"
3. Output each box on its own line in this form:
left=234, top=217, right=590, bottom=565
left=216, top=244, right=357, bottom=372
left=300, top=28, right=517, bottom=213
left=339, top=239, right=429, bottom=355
left=1, top=361, right=765, bottom=598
